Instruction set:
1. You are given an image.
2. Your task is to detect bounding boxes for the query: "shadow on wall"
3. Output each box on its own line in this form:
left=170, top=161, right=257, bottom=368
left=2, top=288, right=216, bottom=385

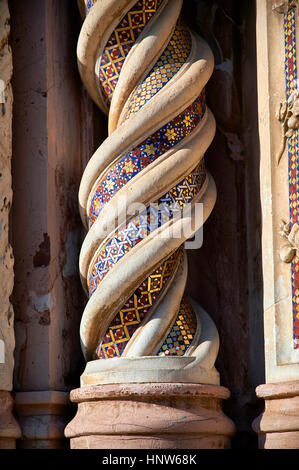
left=182, top=0, right=265, bottom=449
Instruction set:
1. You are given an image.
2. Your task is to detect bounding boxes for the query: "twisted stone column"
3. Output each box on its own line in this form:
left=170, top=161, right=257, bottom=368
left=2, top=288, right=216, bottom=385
left=65, top=0, right=235, bottom=448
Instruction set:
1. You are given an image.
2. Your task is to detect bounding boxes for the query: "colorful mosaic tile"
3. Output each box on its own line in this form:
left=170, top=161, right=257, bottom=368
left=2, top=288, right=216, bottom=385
left=95, top=250, right=181, bottom=359
left=84, top=0, right=96, bottom=14
left=284, top=8, right=299, bottom=348
left=88, top=93, right=206, bottom=226
left=88, top=163, right=206, bottom=295
left=123, top=18, right=191, bottom=120
left=97, top=0, right=164, bottom=105
left=158, top=297, right=197, bottom=357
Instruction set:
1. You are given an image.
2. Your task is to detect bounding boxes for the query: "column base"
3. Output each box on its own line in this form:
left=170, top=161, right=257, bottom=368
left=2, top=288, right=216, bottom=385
left=253, top=380, right=299, bottom=449
left=15, top=391, right=72, bottom=449
left=65, top=383, right=235, bottom=449
left=0, top=391, right=21, bottom=449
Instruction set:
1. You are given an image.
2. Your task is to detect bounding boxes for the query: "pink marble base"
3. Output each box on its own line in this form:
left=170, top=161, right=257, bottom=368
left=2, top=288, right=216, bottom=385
left=65, top=383, right=235, bottom=449
left=253, top=381, right=299, bottom=449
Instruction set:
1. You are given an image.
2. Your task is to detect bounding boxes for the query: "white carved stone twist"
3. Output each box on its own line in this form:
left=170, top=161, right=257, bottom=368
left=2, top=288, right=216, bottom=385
left=77, top=0, right=220, bottom=385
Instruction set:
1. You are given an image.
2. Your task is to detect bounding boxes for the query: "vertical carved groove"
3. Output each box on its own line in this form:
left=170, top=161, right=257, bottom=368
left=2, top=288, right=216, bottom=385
left=77, top=0, right=220, bottom=384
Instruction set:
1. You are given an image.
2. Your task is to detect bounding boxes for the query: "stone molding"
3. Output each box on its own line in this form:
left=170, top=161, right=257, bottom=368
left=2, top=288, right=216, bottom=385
left=0, top=392, right=21, bottom=449
left=256, top=0, right=299, bottom=385
left=254, top=0, right=299, bottom=449
left=253, top=380, right=299, bottom=448
left=14, top=391, right=71, bottom=449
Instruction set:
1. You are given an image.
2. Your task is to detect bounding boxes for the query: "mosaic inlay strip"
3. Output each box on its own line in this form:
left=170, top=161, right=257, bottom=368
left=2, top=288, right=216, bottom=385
left=84, top=0, right=97, bottom=14
left=158, top=296, right=197, bottom=357
left=97, top=0, right=164, bottom=105
left=88, top=163, right=206, bottom=296
left=123, top=18, right=191, bottom=120
left=284, top=8, right=299, bottom=348
left=96, top=250, right=181, bottom=359
left=88, top=93, right=206, bottom=227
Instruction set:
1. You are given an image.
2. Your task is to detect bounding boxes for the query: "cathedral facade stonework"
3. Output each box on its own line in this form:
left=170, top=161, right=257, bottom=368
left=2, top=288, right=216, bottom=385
left=0, top=0, right=299, bottom=450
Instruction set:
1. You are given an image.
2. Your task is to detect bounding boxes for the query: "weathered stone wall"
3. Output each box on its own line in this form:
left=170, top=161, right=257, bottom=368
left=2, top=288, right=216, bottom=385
left=10, top=0, right=89, bottom=393
left=9, top=0, right=94, bottom=448
left=182, top=0, right=264, bottom=448
left=0, top=0, right=14, bottom=394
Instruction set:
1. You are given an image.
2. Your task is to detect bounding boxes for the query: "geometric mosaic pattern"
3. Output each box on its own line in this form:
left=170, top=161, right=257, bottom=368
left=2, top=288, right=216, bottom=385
left=97, top=0, right=164, bottom=107
left=284, top=8, right=299, bottom=348
left=158, top=296, right=197, bottom=357
left=85, top=1, right=164, bottom=106
left=123, top=18, right=191, bottom=120
left=95, top=250, right=181, bottom=359
left=84, top=0, right=201, bottom=359
left=88, top=163, right=206, bottom=296
left=88, top=93, right=206, bottom=227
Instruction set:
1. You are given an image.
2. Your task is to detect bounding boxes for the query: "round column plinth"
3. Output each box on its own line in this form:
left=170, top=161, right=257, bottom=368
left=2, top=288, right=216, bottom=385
left=253, top=381, right=299, bottom=449
left=65, top=382, right=235, bottom=449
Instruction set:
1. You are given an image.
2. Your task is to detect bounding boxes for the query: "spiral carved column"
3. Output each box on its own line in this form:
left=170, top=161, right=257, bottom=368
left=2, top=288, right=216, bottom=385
left=65, top=0, right=235, bottom=448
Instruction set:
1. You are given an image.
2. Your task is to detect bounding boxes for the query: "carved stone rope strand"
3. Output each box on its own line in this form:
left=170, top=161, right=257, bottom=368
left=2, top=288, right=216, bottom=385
left=77, top=0, right=220, bottom=385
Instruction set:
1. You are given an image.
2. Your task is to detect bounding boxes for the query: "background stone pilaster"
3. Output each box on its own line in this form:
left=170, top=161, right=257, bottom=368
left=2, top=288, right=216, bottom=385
left=253, top=0, right=299, bottom=448
left=0, top=0, right=21, bottom=449
left=9, top=0, right=101, bottom=448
